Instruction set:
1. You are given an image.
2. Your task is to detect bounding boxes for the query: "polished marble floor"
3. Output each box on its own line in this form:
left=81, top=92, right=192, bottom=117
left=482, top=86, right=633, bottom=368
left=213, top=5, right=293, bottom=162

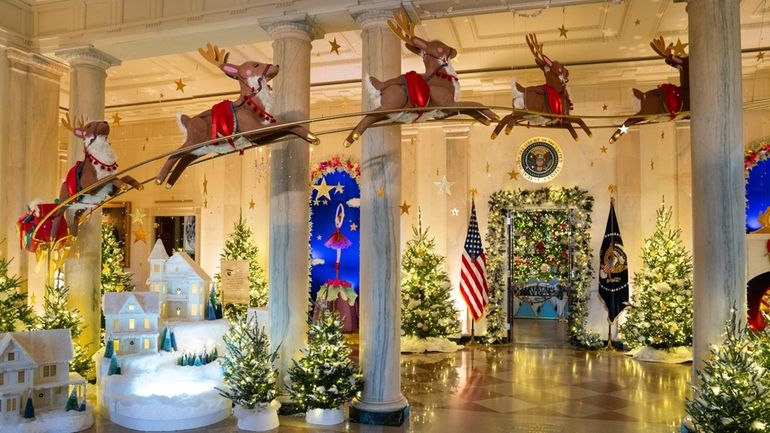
left=85, top=320, right=691, bottom=433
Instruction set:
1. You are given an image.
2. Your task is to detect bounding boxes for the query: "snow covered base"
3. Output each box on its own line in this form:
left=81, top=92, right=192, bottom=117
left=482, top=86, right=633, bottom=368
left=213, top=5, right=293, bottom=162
left=400, top=336, right=463, bottom=353
left=627, top=346, right=693, bottom=364
left=234, top=400, right=280, bottom=431
left=306, top=406, right=344, bottom=425
left=167, top=319, right=230, bottom=353
left=0, top=406, right=94, bottom=433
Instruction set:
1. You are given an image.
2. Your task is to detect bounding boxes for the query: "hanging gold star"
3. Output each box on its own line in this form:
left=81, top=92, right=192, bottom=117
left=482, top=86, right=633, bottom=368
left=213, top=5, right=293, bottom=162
left=133, top=226, right=148, bottom=243
left=400, top=201, right=411, bottom=215
left=130, top=209, right=146, bottom=225
left=329, top=38, right=341, bottom=55
left=485, top=162, right=491, bottom=173
left=313, top=178, right=334, bottom=201
left=334, top=182, right=344, bottom=194
left=507, top=169, right=519, bottom=180
left=650, top=160, right=655, bottom=170
left=672, top=39, right=688, bottom=57
left=204, top=199, right=208, bottom=208
left=433, top=176, right=454, bottom=195
left=111, top=112, right=122, bottom=126
left=602, top=104, right=608, bottom=111
left=634, top=18, right=641, bottom=26
left=350, top=223, right=358, bottom=231
left=203, top=174, right=208, bottom=195
left=159, top=92, right=164, bottom=99
left=590, top=161, right=594, bottom=167
left=600, top=145, right=608, bottom=153
left=608, top=184, right=618, bottom=194
left=175, top=78, right=186, bottom=93
left=376, top=188, right=385, bottom=198
left=757, top=51, right=766, bottom=62
left=558, top=24, right=568, bottom=38
left=248, top=198, right=256, bottom=209
left=661, top=131, right=665, bottom=139
left=450, top=208, right=460, bottom=216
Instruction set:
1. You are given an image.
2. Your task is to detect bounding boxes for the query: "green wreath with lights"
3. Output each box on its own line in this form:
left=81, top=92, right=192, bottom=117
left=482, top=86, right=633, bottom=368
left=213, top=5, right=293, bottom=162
left=484, top=187, right=602, bottom=348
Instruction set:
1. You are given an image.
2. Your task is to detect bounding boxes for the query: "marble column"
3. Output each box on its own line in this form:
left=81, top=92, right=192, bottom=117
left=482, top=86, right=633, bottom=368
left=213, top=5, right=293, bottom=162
left=55, top=46, right=120, bottom=353
left=445, top=127, right=471, bottom=334
left=259, top=16, right=314, bottom=391
left=0, top=48, right=66, bottom=308
left=687, top=0, right=745, bottom=371
left=350, top=8, right=409, bottom=426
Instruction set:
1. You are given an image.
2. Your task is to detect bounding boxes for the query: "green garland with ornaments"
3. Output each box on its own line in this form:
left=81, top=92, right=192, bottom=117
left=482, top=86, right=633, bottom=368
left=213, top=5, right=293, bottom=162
left=485, top=187, right=602, bottom=348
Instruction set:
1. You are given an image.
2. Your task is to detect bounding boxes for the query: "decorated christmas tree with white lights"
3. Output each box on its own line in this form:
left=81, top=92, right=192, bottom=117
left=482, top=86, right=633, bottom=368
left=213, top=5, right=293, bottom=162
left=621, top=206, right=693, bottom=349
left=686, top=310, right=770, bottom=432
left=101, top=223, right=134, bottom=293
left=400, top=219, right=460, bottom=339
left=288, top=310, right=363, bottom=410
left=217, top=315, right=277, bottom=409
left=0, top=256, right=34, bottom=332
left=217, top=215, right=268, bottom=315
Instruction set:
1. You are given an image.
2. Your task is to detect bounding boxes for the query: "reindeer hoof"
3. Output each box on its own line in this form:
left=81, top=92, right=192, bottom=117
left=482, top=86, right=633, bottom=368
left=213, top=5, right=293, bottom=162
left=308, top=134, right=320, bottom=146
left=155, top=178, right=163, bottom=185
left=137, top=184, right=145, bottom=191
left=482, top=119, right=491, bottom=126
left=165, top=183, right=173, bottom=190
left=490, top=132, right=498, bottom=139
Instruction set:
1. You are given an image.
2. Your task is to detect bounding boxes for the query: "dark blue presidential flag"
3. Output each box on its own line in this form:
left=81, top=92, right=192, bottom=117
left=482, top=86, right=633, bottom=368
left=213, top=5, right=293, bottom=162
left=598, top=200, right=629, bottom=322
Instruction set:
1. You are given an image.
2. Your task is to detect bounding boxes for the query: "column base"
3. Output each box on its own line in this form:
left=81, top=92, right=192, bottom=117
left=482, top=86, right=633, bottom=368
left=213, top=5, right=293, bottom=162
left=350, top=396, right=409, bottom=426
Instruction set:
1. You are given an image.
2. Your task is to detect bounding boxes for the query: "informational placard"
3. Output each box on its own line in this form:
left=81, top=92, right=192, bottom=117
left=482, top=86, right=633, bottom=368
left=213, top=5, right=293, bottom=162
left=220, top=260, right=249, bottom=304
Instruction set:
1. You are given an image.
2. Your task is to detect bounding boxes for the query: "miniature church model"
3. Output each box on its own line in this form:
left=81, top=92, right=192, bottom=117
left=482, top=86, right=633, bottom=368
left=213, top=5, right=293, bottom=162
left=103, top=292, right=161, bottom=355
left=0, top=329, right=87, bottom=420
left=147, top=238, right=211, bottom=321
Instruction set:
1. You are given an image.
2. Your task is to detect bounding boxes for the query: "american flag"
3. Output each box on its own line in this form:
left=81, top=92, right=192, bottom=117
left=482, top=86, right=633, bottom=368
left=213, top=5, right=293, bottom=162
left=460, top=200, right=489, bottom=321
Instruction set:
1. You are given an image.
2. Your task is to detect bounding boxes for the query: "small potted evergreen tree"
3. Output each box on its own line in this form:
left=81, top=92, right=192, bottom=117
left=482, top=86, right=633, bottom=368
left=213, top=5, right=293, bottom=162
left=288, top=310, right=363, bottom=425
left=217, top=315, right=279, bottom=431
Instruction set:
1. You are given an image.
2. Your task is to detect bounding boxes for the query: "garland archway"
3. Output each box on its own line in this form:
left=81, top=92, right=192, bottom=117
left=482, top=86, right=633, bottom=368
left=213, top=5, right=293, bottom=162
left=485, top=187, right=602, bottom=348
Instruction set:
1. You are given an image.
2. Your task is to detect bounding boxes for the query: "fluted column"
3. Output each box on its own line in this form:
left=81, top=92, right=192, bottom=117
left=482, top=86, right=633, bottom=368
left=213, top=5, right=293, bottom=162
left=0, top=48, right=66, bottom=307
left=445, top=127, right=470, bottom=334
left=350, top=8, right=409, bottom=426
left=687, top=0, right=745, bottom=371
left=55, top=46, right=120, bottom=354
left=259, top=16, right=314, bottom=391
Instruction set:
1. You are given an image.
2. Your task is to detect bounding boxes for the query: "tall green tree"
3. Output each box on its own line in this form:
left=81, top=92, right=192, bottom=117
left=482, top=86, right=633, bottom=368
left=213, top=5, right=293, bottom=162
left=621, top=206, right=693, bottom=349
left=217, top=216, right=268, bottom=315
left=400, top=220, right=460, bottom=339
left=101, top=223, right=134, bottom=293
left=0, top=256, right=35, bottom=332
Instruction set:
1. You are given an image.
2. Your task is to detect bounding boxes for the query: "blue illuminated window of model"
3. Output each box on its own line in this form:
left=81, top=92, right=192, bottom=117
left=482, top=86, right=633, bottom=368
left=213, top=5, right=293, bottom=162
left=746, top=159, right=770, bottom=232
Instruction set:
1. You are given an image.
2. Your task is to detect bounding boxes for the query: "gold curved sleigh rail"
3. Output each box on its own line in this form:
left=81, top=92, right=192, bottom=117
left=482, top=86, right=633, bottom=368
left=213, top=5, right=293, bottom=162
left=31, top=105, right=689, bottom=245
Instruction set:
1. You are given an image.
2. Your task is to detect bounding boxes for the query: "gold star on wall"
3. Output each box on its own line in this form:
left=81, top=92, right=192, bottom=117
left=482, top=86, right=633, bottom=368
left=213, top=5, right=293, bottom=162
left=400, top=201, right=411, bottom=215
left=111, top=112, right=122, bottom=126
left=558, top=24, right=568, bottom=38
left=757, top=51, right=766, bottom=62
left=204, top=199, right=208, bottom=208
left=650, top=160, right=655, bottom=170
left=175, top=78, right=186, bottom=92
left=602, top=104, right=608, bottom=111
left=507, top=169, right=519, bottom=180
left=376, top=188, right=385, bottom=198
left=350, top=223, right=358, bottom=231
left=329, top=38, right=341, bottom=55
left=130, top=209, right=146, bottom=225
left=590, top=161, right=594, bottom=167
left=313, top=178, right=334, bottom=201
left=634, top=18, right=641, bottom=25
left=433, top=176, right=454, bottom=195
left=600, top=145, right=608, bottom=153
left=248, top=198, right=256, bottom=209
left=133, top=226, right=148, bottom=243
left=672, top=38, right=688, bottom=57
left=661, top=131, right=665, bottom=139
left=203, top=174, right=208, bottom=195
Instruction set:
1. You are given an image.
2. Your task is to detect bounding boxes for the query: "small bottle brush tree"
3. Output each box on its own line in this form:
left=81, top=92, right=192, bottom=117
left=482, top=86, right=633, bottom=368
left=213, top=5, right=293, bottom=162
left=686, top=309, right=770, bottom=432
left=288, top=310, right=363, bottom=410
left=0, top=256, right=35, bottom=332
left=101, top=223, right=134, bottom=293
left=400, top=220, right=460, bottom=339
left=217, top=315, right=278, bottom=409
left=217, top=216, right=268, bottom=317
left=621, top=206, right=693, bottom=349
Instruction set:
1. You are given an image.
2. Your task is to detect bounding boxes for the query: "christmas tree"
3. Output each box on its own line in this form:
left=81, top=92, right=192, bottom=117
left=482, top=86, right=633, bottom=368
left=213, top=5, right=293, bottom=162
left=101, top=223, right=134, bottom=293
left=36, top=281, right=93, bottom=379
left=288, top=310, right=363, bottom=410
left=620, top=206, right=693, bottom=349
left=217, top=315, right=278, bottom=409
left=217, top=216, right=268, bottom=315
left=400, top=220, right=460, bottom=339
left=65, top=389, right=79, bottom=411
left=0, top=256, right=35, bottom=332
left=686, top=310, right=770, bottom=432
left=107, top=354, right=121, bottom=376
left=23, top=395, right=34, bottom=419
left=104, top=338, right=115, bottom=359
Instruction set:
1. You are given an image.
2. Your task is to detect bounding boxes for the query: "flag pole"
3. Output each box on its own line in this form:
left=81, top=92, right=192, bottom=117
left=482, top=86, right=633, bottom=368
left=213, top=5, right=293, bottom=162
left=468, top=189, right=477, bottom=347
left=606, top=190, right=618, bottom=351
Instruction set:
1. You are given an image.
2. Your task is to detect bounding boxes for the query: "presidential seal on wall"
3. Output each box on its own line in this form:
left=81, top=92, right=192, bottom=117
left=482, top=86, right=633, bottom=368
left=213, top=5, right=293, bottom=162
left=518, top=137, right=564, bottom=183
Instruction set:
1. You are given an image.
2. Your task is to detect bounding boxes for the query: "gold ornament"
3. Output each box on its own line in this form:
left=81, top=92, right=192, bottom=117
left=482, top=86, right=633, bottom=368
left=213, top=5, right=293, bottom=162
left=671, top=38, right=688, bottom=57
left=130, top=209, right=146, bottom=225
left=133, top=226, right=148, bottom=243
left=600, top=146, right=608, bottom=154
left=111, top=112, right=122, bottom=126
left=313, top=178, right=334, bottom=201
left=400, top=201, right=411, bottom=215
left=376, top=188, right=385, bottom=198
left=507, top=169, right=519, bottom=180
left=175, top=78, right=186, bottom=92
left=350, top=223, right=358, bottom=231
left=558, top=24, right=568, bottom=38
left=248, top=198, right=256, bottom=209
left=329, top=38, right=341, bottom=55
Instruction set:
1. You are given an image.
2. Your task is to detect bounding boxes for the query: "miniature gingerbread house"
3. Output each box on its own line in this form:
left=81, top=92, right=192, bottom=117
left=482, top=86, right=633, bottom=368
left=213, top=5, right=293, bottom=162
left=0, top=329, right=86, bottom=420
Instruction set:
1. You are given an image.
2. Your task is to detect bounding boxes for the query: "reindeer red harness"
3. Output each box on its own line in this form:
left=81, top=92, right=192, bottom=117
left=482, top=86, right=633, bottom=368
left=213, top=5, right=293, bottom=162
left=210, top=96, right=276, bottom=154
left=383, top=66, right=458, bottom=123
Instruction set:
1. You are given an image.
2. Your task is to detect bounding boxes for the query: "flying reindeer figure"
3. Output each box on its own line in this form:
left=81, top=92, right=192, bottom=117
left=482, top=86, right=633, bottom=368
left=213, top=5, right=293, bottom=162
left=343, top=10, right=498, bottom=147
left=608, top=36, right=689, bottom=143
left=55, top=115, right=143, bottom=236
left=156, top=44, right=319, bottom=188
left=491, top=34, right=591, bottom=141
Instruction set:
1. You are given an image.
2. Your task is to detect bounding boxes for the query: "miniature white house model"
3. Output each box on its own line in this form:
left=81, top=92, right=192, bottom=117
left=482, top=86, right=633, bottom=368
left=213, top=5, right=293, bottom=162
left=0, top=329, right=86, bottom=419
left=103, top=292, right=161, bottom=355
left=147, top=239, right=211, bottom=321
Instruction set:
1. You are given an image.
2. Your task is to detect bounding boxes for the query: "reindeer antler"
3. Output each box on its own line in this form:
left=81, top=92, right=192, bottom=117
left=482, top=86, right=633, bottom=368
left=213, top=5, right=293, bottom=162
left=198, top=43, right=230, bottom=67
left=388, top=9, right=416, bottom=44
left=526, top=33, right=550, bottom=69
left=650, top=36, right=672, bottom=59
left=60, top=113, right=85, bottom=133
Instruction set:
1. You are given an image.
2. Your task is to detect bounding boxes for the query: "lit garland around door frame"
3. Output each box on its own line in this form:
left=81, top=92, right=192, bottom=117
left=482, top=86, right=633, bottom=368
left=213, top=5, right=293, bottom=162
left=485, top=187, right=602, bottom=348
